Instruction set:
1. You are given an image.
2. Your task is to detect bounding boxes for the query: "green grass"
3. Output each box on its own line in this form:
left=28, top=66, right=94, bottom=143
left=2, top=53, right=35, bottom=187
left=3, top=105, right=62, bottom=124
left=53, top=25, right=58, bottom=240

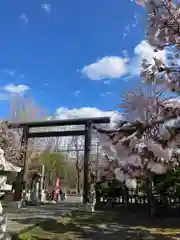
left=18, top=209, right=180, bottom=240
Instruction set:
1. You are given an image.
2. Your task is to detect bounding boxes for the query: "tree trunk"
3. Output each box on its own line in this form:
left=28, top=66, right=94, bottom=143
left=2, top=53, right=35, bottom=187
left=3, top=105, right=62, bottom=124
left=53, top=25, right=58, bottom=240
left=13, top=172, right=22, bottom=201
left=147, top=171, right=155, bottom=217
left=76, top=169, right=80, bottom=194
left=123, top=184, right=129, bottom=210
left=76, top=151, right=81, bottom=194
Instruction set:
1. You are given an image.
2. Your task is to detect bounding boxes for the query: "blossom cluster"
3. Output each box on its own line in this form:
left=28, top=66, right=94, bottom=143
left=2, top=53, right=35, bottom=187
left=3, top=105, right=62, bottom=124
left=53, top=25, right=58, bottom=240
left=137, top=0, right=180, bottom=93
left=95, top=108, right=180, bottom=189
left=139, top=0, right=180, bottom=50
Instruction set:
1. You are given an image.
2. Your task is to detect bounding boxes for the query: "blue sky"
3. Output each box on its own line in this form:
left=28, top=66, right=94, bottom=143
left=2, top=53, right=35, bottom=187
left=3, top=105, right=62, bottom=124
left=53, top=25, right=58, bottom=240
left=0, top=0, right=166, bottom=120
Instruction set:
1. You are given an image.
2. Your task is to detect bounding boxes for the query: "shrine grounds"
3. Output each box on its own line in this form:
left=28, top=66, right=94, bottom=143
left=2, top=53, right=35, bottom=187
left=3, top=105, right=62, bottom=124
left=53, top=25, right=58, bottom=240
left=16, top=207, right=180, bottom=240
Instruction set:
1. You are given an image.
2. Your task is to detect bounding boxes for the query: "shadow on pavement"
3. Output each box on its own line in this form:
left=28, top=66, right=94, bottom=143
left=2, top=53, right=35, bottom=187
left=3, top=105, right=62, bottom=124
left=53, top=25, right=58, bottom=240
left=13, top=210, right=180, bottom=239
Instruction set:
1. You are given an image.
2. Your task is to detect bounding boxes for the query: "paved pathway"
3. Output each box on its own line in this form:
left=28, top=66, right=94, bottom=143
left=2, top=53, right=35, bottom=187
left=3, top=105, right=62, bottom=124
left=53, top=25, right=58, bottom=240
left=5, top=198, right=80, bottom=234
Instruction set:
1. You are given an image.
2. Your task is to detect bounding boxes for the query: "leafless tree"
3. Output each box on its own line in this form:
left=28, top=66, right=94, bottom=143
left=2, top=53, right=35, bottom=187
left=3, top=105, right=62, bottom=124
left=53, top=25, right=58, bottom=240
left=9, top=95, right=47, bottom=177
left=71, top=136, right=84, bottom=194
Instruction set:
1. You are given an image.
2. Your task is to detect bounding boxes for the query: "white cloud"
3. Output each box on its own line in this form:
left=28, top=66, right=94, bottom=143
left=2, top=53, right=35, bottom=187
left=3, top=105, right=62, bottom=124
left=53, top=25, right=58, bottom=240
left=81, top=56, right=126, bottom=80
left=104, top=80, right=110, bottom=85
left=134, top=40, right=166, bottom=63
left=54, top=107, right=113, bottom=120
left=20, top=13, right=28, bottom=24
left=0, top=69, right=16, bottom=77
left=100, top=92, right=113, bottom=97
left=0, top=69, right=24, bottom=79
left=4, top=84, right=30, bottom=95
left=41, top=4, right=51, bottom=13
left=74, top=90, right=80, bottom=96
left=127, top=40, right=166, bottom=76
left=81, top=40, right=166, bottom=81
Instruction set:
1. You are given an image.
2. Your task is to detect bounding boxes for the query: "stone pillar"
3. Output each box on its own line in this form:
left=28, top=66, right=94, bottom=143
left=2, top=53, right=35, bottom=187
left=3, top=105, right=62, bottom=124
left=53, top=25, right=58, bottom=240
left=0, top=201, right=11, bottom=239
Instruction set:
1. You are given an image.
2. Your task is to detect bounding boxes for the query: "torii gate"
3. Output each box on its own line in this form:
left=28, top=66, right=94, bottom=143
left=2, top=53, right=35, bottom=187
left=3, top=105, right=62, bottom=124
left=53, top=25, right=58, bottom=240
left=8, top=117, right=110, bottom=203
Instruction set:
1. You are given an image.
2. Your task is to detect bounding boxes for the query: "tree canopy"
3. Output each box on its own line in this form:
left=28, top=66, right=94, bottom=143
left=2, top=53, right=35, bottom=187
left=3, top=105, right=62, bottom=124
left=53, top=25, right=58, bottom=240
left=39, top=152, right=77, bottom=189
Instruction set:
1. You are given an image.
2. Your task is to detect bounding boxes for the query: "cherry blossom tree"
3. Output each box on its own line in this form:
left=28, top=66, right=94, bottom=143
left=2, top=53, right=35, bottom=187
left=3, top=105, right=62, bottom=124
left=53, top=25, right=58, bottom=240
left=93, top=0, right=180, bottom=195
left=139, top=0, right=180, bottom=92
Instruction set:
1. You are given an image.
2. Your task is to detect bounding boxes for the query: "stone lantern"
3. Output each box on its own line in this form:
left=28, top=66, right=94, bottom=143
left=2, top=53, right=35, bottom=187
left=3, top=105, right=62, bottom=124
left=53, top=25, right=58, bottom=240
left=0, top=148, right=21, bottom=239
